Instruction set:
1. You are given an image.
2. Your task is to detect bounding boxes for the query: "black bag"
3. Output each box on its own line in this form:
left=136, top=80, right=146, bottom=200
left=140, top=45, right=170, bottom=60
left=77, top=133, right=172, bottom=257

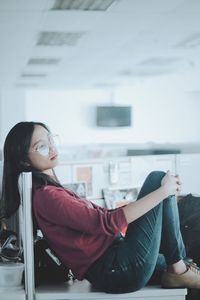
left=34, top=236, right=72, bottom=286
left=178, top=193, right=200, bottom=265
left=0, top=228, right=21, bottom=262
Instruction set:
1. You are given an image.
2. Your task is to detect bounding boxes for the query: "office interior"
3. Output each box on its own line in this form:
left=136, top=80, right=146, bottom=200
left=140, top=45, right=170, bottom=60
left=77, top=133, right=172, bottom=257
left=0, top=1, right=200, bottom=300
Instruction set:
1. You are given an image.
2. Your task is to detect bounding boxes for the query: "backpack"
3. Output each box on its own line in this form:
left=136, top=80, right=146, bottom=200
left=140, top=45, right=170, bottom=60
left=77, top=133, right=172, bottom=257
left=178, top=193, right=200, bottom=265
left=34, top=235, right=73, bottom=286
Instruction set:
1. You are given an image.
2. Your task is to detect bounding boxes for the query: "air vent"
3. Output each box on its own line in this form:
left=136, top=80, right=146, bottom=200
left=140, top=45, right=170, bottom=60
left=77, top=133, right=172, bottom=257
left=176, top=32, right=200, bottom=48
left=15, top=83, right=39, bottom=87
left=138, top=57, right=178, bottom=66
left=28, top=58, right=61, bottom=65
left=131, top=69, right=171, bottom=77
left=37, top=31, right=85, bottom=46
left=52, top=0, right=116, bottom=11
left=20, top=73, right=47, bottom=78
left=186, top=90, right=200, bottom=96
left=119, top=69, right=132, bottom=76
left=119, top=69, right=171, bottom=77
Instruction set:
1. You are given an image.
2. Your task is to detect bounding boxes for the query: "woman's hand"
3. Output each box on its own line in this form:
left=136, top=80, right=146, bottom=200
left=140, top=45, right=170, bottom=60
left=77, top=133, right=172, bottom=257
left=161, top=170, right=181, bottom=197
left=123, top=171, right=182, bottom=224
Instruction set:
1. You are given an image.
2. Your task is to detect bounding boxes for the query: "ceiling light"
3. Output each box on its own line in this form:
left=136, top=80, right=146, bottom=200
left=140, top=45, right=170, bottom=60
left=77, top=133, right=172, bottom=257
left=37, top=32, right=85, bottom=46
left=176, top=32, right=200, bottom=48
left=27, top=58, right=61, bottom=65
left=20, top=74, right=47, bottom=78
left=52, top=0, right=116, bottom=11
left=138, top=57, right=179, bottom=66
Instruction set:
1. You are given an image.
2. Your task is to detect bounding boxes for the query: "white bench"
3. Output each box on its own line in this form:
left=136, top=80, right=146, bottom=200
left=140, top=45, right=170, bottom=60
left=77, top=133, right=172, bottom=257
left=35, top=280, right=187, bottom=300
left=20, top=172, right=187, bottom=300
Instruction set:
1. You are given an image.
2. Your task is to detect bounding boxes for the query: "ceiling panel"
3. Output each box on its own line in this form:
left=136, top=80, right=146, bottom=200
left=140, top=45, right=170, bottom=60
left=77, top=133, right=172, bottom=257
left=111, top=0, right=186, bottom=13
left=0, top=0, right=200, bottom=91
left=0, top=0, right=48, bottom=11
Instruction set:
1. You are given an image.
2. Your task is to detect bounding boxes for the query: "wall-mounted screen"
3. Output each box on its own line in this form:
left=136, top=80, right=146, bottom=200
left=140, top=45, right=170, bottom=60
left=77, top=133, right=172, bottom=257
left=96, top=106, right=132, bottom=127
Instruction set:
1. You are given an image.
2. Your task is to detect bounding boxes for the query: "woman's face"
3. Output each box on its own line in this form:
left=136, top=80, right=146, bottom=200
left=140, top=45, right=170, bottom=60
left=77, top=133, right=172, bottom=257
left=28, top=125, right=59, bottom=173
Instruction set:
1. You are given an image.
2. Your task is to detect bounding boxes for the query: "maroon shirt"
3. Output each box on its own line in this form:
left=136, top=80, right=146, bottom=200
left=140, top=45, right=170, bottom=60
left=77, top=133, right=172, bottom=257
left=32, top=185, right=127, bottom=280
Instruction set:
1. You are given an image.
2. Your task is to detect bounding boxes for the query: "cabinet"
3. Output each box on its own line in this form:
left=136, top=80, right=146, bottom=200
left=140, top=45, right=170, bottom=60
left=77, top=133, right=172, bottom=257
left=131, top=154, right=176, bottom=188
left=176, top=153, right=200, bottom=195
left=0, top=289, right=25, bottom=300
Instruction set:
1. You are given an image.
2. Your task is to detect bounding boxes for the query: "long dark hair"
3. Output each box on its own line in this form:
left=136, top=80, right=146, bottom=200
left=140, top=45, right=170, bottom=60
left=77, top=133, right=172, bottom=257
left=0, top=121, right=61, bottom=220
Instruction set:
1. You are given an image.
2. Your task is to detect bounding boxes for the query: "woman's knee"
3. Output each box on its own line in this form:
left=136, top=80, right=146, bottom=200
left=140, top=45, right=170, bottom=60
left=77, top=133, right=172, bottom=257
left=137, top=171, right=167, bottom=199
left=146, top=170, right=166, bottom=184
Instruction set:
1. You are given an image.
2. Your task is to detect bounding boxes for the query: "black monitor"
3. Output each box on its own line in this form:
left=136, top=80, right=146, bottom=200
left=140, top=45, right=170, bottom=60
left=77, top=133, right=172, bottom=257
left=96, top=106, right=132, bottom=127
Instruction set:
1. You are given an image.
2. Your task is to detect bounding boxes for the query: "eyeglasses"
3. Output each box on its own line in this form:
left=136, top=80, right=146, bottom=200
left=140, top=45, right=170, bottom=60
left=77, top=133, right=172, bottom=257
left=30, top=134, right=60, bottom=157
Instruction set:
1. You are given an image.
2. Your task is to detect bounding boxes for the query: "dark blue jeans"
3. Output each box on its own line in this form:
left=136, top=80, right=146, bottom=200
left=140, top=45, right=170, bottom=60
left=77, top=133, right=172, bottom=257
left=85, top=171, right=186, bottom=293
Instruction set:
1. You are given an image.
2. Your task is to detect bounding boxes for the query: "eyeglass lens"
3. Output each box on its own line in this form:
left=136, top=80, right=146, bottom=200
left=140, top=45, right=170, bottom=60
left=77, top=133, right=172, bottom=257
left=36, top=134, right=59, bottom=156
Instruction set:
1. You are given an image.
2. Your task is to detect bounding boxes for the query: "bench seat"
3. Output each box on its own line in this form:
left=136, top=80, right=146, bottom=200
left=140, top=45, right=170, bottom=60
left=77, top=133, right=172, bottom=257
left=36, top=279, right=187, bottom=300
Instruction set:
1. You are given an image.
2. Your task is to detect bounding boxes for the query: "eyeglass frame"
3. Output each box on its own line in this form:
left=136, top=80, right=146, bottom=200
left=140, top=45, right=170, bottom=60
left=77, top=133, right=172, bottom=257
left=29, top=133, right=59, bottom=157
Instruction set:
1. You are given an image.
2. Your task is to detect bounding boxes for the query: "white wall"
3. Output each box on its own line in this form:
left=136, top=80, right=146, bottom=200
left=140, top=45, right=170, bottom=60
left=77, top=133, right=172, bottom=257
left=25, top=84, right=200, bottom=146
left=1, top=84, right=200, bottom=150
left=0, top=94, right=1, bottom=143
left=0, top=89, right=26, bottom=148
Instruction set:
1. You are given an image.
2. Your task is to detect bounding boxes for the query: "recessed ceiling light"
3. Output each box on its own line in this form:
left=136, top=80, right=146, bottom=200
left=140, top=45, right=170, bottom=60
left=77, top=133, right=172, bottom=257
left=176, top=32, right=200, bottom=48
left=119, top=70, right=133, bottom=76
left=15, top=83, right=39, bottom=87
left=186, top=90, right=200, bottom=95
left=37, top=31, right=85, bottom=46
left=20, top=73, right=47, bottom=78
left=27, top=58, right=61, bottom=65
left=138, top=57, right=179, bottom=66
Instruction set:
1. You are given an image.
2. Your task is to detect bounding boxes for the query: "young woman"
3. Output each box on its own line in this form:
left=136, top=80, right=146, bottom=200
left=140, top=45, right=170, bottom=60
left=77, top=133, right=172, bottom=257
left=1, top=121, right=200, bottom=293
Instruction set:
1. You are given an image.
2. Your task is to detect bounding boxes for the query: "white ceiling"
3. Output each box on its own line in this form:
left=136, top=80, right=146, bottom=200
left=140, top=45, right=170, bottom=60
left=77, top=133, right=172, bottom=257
left=0, top=0, right=200, bottom=91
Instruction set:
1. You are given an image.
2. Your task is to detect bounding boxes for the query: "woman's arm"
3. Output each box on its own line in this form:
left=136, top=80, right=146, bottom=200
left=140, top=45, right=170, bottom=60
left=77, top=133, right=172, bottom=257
left=33, top=186, right=127, bottom=236
left=122, top=171, right=181, bottom=224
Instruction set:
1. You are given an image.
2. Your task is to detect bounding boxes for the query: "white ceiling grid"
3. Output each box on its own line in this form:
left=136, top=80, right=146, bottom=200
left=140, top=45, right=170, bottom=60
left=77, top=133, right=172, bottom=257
left=0, top=0, right=199, bottom=91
